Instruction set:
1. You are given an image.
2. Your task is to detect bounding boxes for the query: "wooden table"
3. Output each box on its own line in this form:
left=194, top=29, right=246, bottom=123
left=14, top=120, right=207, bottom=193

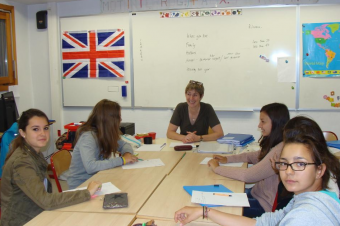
left=153, top=137, right=199, bottom=152
left=335, top=151, right=340, bottom=160
left=133, top=218, right=219, bottom=226
left=25, top=212, right=135, bottom=226
left=56, top=172, right=166, bottom=214
left=169, top=152, right=247, bottom=180
left=98, top=151, right=185, bottom=176
left=137, top=175, right=245, bottom=222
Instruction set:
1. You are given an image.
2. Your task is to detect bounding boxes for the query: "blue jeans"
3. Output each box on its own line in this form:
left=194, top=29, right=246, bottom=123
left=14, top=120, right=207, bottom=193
left=243, top=188, right=265, bottom=218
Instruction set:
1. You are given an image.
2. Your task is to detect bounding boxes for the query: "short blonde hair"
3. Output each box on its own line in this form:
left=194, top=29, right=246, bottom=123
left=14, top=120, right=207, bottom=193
left=185, top=80, right=204, bottom=98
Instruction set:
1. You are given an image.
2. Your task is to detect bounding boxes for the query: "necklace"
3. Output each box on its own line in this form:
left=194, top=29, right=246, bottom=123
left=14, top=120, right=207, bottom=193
left=189, top=106, right=200, bottom=125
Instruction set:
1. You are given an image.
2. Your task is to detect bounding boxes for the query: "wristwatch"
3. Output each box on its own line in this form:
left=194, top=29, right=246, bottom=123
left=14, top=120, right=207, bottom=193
left=200, top=135, right=203, bottom=141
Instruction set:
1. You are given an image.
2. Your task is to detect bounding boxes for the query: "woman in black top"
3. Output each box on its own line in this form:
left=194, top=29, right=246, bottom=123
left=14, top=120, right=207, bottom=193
left=167, top=80, right=224, bottom=143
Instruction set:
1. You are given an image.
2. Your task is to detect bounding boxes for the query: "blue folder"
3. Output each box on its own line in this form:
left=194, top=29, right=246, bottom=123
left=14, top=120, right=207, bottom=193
left=218, top=133, right=254, bottom=145
left=327, top=140, right=340, bottom=149
left=183, top=184, right=233, bottom=207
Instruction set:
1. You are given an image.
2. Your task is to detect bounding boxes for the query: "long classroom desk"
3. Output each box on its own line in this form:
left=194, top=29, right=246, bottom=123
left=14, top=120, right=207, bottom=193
left=97, top=151, right=185, bottom=176
left=137, top=174, right=245, bottom=222
left=54, top=152, right=184, bottom=215
left=26, top=139, right=246, bottom=225
left=170, top=152, right=247, bottom=180
left=25, top=212, right=135, bottom=226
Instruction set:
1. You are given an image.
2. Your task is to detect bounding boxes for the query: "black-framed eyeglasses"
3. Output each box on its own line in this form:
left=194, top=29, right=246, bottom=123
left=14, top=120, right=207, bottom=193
left=189, top=80, right=203, bottom=86
left=275, top=162, right=317, bottom=171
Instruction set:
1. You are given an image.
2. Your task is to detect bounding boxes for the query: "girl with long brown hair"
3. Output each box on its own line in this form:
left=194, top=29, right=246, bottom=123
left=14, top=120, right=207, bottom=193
left=1, top=109, right=101, bottom=226
left=67, top=99, right=137, bottom=189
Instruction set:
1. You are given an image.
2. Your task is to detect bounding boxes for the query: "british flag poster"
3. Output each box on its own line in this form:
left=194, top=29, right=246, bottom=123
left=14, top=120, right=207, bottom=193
left=62, top=29, right=125, bottom=78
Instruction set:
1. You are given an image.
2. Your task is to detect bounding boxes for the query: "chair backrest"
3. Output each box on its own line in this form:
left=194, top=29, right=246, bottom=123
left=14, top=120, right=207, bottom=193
left=323, top=131, right=338, bottom=141
left=50, top=149, right=72, bottom=192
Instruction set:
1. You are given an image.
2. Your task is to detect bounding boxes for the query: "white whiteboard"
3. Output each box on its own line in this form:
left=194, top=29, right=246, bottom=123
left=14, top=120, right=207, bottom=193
left=132, top=7, right=297, bottom=109
left=60, top=13, right=132, bottom=107
left=299, top=5, right=340, bottom=109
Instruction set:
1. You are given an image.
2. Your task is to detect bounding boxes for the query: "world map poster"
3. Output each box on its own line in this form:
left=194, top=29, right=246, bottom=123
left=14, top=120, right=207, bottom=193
left=303, top=22, right=340, bottom=77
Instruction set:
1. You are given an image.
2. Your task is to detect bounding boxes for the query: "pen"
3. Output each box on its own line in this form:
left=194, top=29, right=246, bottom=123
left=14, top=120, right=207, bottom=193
left=213, top=193, right=232, bottom=197
left=160, top=143, right=166, bottom=149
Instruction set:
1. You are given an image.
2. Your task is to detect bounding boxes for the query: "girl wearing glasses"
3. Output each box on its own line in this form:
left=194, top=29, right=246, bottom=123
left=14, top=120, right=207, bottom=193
left=207, top=103, right=290, bottom=217
left=1, top=109, right=102, bottom=226
left=167, top=80, right=224, bottom=143
left=67, top=99, right=138, bottom=189
left=175, top=116, right=340, bottom=226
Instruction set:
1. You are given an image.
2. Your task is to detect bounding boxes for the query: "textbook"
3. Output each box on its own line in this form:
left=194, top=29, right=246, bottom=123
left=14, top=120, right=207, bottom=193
left=234, top=138, right=255, bottom=147
left=217, top=133, right=254, bottom=145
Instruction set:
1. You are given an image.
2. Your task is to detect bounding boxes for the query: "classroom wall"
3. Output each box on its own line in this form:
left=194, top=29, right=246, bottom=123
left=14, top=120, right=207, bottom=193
left=1, top=0, right=33, bottom=112
left=5, top=0, right=340, bottom=157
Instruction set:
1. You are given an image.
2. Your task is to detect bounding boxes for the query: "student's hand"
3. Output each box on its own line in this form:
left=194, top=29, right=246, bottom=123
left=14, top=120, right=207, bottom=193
left=174, top=206, right=202, bottom=226
left=270, top=153, right=279, bottom=174
left=213, top=155, right=228, bottom=164
left=123, top=152, right=138, bottom=164
left=208, top=159, right=220, bottom=170
left=87, top=181, right=102, bottom=196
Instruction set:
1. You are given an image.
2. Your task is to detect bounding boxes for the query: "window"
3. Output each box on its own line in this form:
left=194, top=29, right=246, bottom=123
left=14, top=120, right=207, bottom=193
left=0, top=4, right=17, bottom=91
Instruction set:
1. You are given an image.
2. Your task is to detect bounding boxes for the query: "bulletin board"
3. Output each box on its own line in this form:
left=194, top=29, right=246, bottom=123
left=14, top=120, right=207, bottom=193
left=299, top=5, right=340, bottom=109
left=132, top=7, right=297, bottom=109
left=60, top=13, right=132, bottom=107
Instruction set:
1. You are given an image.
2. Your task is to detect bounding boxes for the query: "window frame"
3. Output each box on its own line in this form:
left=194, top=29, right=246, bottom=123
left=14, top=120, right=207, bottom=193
left=0, top=4, right=17, bottom=91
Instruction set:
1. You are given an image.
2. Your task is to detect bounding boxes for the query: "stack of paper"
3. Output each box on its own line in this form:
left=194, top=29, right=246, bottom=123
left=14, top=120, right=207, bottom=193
left=217, top=133, right=255, bottom=147
left=197, top=142, right=234, bottom=154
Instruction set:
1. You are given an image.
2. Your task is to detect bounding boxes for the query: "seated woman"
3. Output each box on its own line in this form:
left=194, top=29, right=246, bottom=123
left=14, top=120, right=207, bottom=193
left=1, top=109, right=101, bottom=226
left=175, top=116, right=340, bottom=226
left=167, top=80, right=223, bottom=143
left=208, top=103, right=290, bottom=218
left=67, top=99, right=138, bottom=189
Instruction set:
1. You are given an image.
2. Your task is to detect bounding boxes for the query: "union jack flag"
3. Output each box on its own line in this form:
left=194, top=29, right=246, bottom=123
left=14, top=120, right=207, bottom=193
left=62, top=29, right=125, bottom=78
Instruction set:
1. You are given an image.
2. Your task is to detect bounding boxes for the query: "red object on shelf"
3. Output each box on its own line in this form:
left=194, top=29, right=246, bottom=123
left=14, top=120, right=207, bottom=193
left=62, top=123, right=82, bottom=150
left=64, top=122, right=81, bottom=131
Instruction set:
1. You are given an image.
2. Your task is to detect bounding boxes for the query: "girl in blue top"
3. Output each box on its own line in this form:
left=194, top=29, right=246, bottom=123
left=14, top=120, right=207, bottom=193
left=174, top=116, right=340, bottom=226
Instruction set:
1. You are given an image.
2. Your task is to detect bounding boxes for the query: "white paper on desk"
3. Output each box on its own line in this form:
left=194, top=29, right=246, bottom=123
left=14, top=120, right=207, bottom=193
left=64, top=182, right=121, bottom=196
left=191, top=191, right=250, bottom=207
left=169, top=142, right=196, bottom=148
left=137, top=144, right=165, bottom=151
left=122, top=159, right=164, bottom=169
left=200, top=157, right=243, bottom=167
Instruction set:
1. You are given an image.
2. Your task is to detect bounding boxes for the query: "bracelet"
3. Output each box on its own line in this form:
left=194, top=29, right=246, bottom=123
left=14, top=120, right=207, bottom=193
left=202, top=206, right=205, bottom=219
left=121, top=157, right=126, bottom=165
left=204, top=206, right=209, bottom=219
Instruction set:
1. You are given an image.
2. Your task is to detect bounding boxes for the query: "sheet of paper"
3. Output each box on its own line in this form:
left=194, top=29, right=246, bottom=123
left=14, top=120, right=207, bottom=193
left=191, top=191, right=250, bottom=207
left=64, top=182, right=121, bottom=196
left=277, top=57, right=296, bottom=82
left=122, top=159, right=165, bottom=169
left=200, top=157, right=243, bottom=167
left=136, top=143, right=166, bottom=151
left=169, top=142, right=196, bottom=148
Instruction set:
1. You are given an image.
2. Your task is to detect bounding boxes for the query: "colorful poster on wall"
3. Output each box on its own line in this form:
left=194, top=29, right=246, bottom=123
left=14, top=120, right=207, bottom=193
left=302, top=22, right=340, bottom=77
left=62, top=29, right=125, bottom=79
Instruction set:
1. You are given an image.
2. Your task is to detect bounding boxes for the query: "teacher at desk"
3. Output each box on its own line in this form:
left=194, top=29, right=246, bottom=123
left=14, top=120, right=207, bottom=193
left=167, top=80, right=224, bottom=143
